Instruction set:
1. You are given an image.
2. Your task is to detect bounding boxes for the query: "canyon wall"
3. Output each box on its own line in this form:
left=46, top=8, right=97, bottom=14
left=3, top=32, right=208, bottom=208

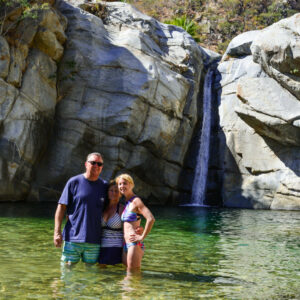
left=217, top=14, right=300, bottom=210
left=1, top=0, right=300, bottom=209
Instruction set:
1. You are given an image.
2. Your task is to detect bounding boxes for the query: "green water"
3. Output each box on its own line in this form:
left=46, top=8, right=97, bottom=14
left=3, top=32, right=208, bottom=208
left=0, top=203, right=299, bottom=299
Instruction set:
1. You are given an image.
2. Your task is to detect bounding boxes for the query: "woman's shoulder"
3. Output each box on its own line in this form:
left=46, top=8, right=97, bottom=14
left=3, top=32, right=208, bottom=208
left=132, top=196, right=144, bottom=206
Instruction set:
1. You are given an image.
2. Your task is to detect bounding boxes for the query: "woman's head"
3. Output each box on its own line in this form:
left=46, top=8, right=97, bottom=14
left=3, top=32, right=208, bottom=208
left=115, top=174, right=135, bottom=195
left=107, top=180, right=120, bottom=203
left=108, top=180, right=118, bottom=189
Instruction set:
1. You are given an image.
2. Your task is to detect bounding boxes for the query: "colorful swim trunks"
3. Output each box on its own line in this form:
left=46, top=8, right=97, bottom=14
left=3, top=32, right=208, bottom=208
left=61, top=241, right=100, bottom=264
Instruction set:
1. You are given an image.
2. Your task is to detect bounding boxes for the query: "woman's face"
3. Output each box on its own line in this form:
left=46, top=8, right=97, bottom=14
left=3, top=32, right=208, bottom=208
left=118, top=178, right=132, bottom=195
left=108, top=184, right=120, bottom=202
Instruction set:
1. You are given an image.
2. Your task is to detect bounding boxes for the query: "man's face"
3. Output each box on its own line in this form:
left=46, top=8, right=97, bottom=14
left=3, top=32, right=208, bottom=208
left=85, top=154, right=103, bottom=179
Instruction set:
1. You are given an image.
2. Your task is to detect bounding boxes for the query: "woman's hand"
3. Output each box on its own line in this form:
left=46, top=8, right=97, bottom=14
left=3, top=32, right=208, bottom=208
left=135, top=226, right=144, bottom=235
left=129, top=233, right=143, bottom=243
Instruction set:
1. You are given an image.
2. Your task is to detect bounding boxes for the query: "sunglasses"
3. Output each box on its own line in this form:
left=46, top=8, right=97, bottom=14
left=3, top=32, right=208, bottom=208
left=88, top=161, right=104, bottom=167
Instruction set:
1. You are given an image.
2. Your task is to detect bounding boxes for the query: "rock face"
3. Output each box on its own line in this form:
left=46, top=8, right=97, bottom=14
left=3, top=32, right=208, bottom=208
left=31, top=0, right=207, bottom=204
left=217, top=13, right=300, bottom=210
left=251, top=15, right=300, bottom=99
left=0, top=0, right=207, bottom=204
left=2, top=1, right=300, bottom=210
left=0, top=5, right=67, bottom=201
left=223, top=30, right=260, bottom=59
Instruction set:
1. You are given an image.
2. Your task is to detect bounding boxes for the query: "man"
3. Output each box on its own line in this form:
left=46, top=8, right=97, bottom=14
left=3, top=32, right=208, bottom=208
left=53, top=152, right=107, bottom=264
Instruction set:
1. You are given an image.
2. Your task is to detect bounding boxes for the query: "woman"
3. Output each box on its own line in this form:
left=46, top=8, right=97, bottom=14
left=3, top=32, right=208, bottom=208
left=98, top=180, right=124, bottom=265
left=116, top=174, right=155, bottom=273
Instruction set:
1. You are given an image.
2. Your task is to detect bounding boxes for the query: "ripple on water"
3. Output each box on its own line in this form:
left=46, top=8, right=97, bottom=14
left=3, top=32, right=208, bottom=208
left=0, top=205, right=300, bottom=299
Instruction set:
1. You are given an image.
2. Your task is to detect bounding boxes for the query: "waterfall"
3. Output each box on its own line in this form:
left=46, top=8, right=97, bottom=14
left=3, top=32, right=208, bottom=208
left=191, top=69, right=214, bottom=206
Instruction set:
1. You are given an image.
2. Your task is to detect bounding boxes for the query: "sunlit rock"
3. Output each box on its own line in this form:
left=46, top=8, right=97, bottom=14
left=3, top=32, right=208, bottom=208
left=33, top=0, right=205, bottom=204
left=0, top=6, right=67, bottom=201
left=223, top=30, right=259, bottom=59
left=251, top=13, right=300, bottom=99
left=236, top=77, right=300, bottom=146
left=218, top=13, right=300, bottom=210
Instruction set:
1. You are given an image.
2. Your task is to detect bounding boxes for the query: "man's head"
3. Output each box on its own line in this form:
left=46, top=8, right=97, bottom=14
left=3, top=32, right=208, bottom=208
left=84, top=152, right=104, bottom=181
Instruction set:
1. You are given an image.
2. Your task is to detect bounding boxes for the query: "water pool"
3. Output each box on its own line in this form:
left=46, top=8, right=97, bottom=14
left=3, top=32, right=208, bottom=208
left=0, top=203, right=299, bottom=299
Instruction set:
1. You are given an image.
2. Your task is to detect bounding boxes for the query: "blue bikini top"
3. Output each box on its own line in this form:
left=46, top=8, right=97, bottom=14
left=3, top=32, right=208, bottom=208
left=121, top=196, right=141, bottom=222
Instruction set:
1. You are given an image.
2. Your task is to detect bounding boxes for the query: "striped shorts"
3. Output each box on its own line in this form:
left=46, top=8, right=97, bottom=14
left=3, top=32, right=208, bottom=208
left=62, top=241, right=100, bottom=264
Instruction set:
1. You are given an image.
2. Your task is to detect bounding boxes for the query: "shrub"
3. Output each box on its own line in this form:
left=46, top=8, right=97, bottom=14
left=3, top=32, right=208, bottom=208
left=217, top=40, right=230, bottom=53
left=0, top=0, right=50, bottom=36
left=165, top=16, right=200, bottom=42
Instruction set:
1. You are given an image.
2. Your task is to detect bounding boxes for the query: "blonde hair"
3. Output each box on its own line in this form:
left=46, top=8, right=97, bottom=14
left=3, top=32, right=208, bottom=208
left=115, top=173, right=135, bottom=188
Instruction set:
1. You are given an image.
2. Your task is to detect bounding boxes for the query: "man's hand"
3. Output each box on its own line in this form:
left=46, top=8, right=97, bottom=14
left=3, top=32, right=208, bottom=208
left=54, top=232, right=63, bottom=248
left=54, top=204, right=66, bottom=247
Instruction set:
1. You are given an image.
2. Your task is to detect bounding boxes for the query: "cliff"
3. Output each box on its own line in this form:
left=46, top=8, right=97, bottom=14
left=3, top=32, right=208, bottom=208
left=0, top=0, right=209, bottom=204
left=1, top=0, right=300, bottom=210
left=217, top=14, right=300, bottom=210
left=125, top=0, right=299, bottom=53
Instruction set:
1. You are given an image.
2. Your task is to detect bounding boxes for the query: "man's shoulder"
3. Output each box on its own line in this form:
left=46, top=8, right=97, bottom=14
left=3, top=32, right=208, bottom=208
left=67, top=174, right=84, bottom=182
left=98, top=177, right=107, bottom=183
left=66, top=175, right=107, bottom=187
left=97, top=177, right=108, bottom=186
left=65, top=174, right=84, bottom=187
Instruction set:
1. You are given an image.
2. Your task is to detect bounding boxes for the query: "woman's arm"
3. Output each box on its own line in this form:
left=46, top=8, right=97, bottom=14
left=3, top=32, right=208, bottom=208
left=130, top=198, right=155, bottom=242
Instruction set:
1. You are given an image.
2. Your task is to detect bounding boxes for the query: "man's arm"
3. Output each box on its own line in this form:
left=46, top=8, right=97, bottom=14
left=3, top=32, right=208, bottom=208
left=54, top=204, right=67, bottom=248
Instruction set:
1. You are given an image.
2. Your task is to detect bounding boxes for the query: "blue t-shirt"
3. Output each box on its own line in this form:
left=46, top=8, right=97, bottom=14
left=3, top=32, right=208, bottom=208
left=58, top=174, right=107, bottom=244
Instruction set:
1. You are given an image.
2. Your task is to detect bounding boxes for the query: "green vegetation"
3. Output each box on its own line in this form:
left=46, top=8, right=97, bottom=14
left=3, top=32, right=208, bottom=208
left=2, top=0, right=296, bottom=54
left=165, top=16, right=200, bottom=42
left=0, top=0, right=51, bottom=36
left=290, top=68, right=300, bottom=76
left=81, top=2, right=107, bottom=20
left=126, top=0, right=298, bottom=53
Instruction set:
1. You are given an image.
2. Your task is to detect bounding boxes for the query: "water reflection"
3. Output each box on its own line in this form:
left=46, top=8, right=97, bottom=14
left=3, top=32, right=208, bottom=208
left=0, top=203, right=299, bottom=299
left=119, top=272, right=143, bottom=300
